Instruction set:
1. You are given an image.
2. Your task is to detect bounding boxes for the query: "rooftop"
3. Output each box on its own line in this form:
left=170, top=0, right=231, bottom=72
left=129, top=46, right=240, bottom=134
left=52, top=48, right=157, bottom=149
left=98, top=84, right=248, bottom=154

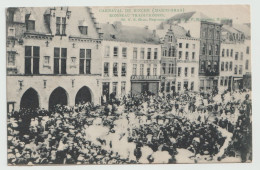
left=100, top=22, right=161, bottom=44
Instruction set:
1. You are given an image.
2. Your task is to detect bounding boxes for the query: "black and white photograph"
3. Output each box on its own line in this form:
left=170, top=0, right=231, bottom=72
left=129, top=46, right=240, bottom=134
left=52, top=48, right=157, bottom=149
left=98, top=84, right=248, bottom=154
left=5, top=4, right=253, bottom=165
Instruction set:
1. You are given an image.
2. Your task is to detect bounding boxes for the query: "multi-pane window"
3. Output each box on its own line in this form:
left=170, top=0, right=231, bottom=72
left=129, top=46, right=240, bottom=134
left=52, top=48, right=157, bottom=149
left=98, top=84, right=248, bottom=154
left=179, top=43, right=182, bottom=48
left=169, top=46, right=175, bottom=57
left=133, top=48, right=137, bottom=59
left=235, top=52, right=238, bottom=60
left=229, top=62, right=233, bottom=71
left=162, top=63, right=166, bottom=74
left=147, top=48, right=151, bottom=59
left=154, top=48, right=158, bottom=59
left=26, top=20, right=35, bottom=31
left=178, top=51, right=182, bottom=59
left=200, top=80, right=204, bottom=90
left=140, top=48, right=145, bottom=59
left=168, top=64, right=171, bottom=74
left=191, top=82, right=194, bottom=91
left=56, top=17, right=61, bottom=35
left=132, top=64, right=137, bottom=75
left=25, top=46, right=40, bottom=74
left=202, top=43, right=206, bottom=55
left=227, top=49, right=229, bottom=57
left=166, top=82, right=170, bottom=92
left=185, top=52, right=189, bottom=60
left=230, top=49, right=233, bottom=57
left=163, top=49, right=167, bottom=57
left=220, top=77, right=224, bottom=86
left=239, top=65, right=243, bottom=74
left=112, top=82, right=118, bottom=96
left=7, top=52, right=15, bottom=66
left=169, top=64, right=174, bottom=74
left=121, top=81, right=126, bottom=95
left=169, top=35, right=173, bottom=42
left=113, top=63, right=118, bottom=76
left=246, top=60, right=249, bottom=70
left=147, top=66, right=151, bottom=76
left=105, top=46, right=110, bottom=57
left=192, top=52, right=195, bottom=60
left=213, top=62, right=218, bottom=72
left=104, top=62, right=109, bottom=77
left=153, top=64, right=157, bottom=75
left=225, top=62, right=229, bottom=71
left=207, top=61, right=212, bottom=71
left=215, top=44, right=219, bottom=55
left=79, top=49, right=91, bottom=74
left=161, top=82, right=165, bottom=92
left=234, top=65, right=238, bottom=74
left=222, top=49, right=225, bottom=57
left=113, top=47, right=118, bottom=57
left=122, top=47, right=127, bottom=58
left=246, top=46, right=250, bottom=54
left=121, top=63, right=127, bottom=76
left=184, top=81, right=188, bottom=90
left=62, top=17, right=66, bottom=35
left=240, top=52, right=243, bottom=60
left=206, top=80, right=211, bottom=90
left=140, top=64, right=144, bottom=75
left=185, top=67, right=188, bottom=77
left=224, top=77, right=228, bottom=86
left=209, top=44, right=213, bottom=55
left=178, top=82, right=181, bottom=91
left=186, top=43, right=189, bottom=49
left=191, top=67, right=195, bottom=76
left=178, top=67, right=181, bottom=77
left=56, top=17, right=66, bottom=35
left=200, top=61, right=205, bottom=72
left=79, top=26, right=88, bottom=35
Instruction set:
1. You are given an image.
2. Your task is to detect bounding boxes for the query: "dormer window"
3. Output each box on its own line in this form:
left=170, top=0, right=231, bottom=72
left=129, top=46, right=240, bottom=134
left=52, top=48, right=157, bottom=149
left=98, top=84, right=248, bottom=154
left=79, top=20, right=88, bottom=35
left=26, top=20, right=35, bottom=31
left=79, top=26, right=88, bottom=35
left=56, top=17, right=66, bottom=35
left=26, top=14, right=36, bottom=31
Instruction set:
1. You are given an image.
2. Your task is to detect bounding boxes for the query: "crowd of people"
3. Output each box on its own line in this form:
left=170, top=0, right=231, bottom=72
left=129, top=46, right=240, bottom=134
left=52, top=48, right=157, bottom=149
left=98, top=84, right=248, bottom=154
left=7, top=89, right=252, bottom=165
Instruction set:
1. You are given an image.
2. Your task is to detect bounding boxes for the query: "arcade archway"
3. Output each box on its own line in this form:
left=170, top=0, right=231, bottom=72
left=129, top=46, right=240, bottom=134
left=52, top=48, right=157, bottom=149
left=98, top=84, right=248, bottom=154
left=20, top=88, right=39, bottom=109
left=49, top=87, right=68, bottom=109
left=75, top=86, right=92, bottom=105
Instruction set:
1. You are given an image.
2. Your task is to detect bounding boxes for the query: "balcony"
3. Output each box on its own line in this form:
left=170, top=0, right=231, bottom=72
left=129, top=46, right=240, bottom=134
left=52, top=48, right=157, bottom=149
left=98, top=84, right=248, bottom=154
left=131, top=75, right=161, bottom=81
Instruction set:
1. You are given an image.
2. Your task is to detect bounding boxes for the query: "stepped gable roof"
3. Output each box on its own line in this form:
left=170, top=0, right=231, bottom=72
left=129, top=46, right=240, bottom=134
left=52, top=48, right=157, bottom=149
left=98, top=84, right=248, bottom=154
left=156, top=25, right=188, bottom=38
left=100, top=22, right=161, bottom=44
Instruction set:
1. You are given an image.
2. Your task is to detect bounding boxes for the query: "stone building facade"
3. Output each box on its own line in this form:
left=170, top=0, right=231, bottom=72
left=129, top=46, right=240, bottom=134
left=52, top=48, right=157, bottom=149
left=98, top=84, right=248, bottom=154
left=6, top=7, right=103, bottom=112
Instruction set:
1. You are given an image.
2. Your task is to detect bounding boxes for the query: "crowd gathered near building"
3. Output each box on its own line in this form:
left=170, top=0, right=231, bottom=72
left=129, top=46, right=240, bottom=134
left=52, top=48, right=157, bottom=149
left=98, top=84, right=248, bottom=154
left=6, top=7, right=252, bottom=164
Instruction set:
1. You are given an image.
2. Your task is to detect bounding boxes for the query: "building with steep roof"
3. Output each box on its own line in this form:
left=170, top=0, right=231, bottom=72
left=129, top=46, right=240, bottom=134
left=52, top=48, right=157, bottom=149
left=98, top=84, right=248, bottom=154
left=156, top=24, right=200, bottom=94
left=6, top=7, right=103, bottom=112
left=158, top=11, right=222, bottom=93
left=219, top=20, right=251, bottom=92
left=99, top=22, right=162, bottom=98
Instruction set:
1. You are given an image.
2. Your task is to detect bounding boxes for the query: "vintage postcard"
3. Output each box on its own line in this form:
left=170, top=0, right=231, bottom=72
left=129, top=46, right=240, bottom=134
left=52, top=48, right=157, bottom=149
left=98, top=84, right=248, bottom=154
left=6, top=5, right=251, bottom=165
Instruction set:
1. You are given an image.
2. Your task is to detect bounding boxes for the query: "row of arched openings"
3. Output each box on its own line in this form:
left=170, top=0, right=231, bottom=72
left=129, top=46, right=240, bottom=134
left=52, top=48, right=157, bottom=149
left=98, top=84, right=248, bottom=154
left=20, top=86, right=92, bottom=110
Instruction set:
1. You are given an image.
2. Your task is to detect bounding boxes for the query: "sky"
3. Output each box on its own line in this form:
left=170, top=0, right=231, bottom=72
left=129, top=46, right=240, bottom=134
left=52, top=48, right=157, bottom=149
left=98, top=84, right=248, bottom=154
left=92, top=5, right=250, bottom=29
